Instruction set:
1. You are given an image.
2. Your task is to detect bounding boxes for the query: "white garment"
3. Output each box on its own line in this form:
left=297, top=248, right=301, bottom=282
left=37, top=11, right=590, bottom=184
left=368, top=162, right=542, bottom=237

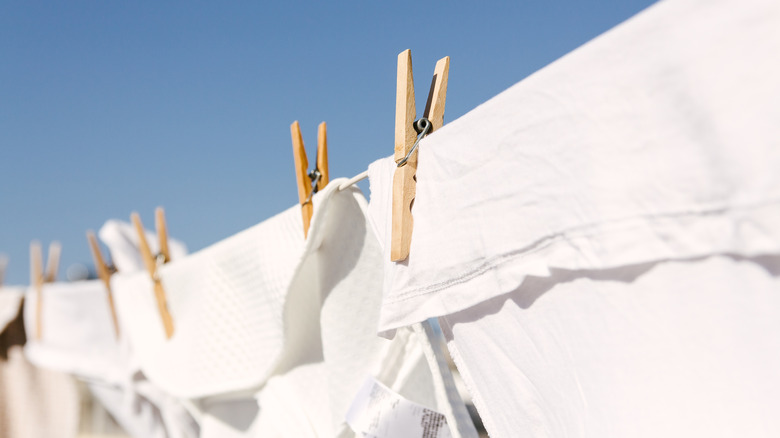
left=365, top=0, right=780, bottom=436
left=23, top=280, right=122, bottom=383
left=110, top=200, right=305, bottom=399
left=440, top=255, right=780, bottom=437
left=367, top=0, right=780, bottom=334
left=0, top=286, right=24, bottom=333
left=200, top=182, right=460, bottom=437
left=21, top=278, right=197, bottom=438
left=0, top=286, right=81, bottom=438
left=106, top=181, right=458, bottom=437
left=93, top=221, right=199, bottom=438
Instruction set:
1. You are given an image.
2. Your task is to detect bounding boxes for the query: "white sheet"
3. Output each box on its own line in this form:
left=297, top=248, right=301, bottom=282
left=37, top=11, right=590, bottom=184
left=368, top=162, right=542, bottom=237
left=441, top=255, right=780, bottom=437
left=366, top=0, right=780, bottom=334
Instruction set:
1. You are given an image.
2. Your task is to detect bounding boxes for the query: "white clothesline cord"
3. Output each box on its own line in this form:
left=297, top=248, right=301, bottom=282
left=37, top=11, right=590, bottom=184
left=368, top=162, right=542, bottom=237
left=338, top=170, right=368, bottom=190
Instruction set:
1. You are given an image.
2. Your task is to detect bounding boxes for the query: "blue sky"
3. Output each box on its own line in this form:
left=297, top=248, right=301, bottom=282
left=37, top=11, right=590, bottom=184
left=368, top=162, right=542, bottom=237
left=0, top=1, right=656, bottom=285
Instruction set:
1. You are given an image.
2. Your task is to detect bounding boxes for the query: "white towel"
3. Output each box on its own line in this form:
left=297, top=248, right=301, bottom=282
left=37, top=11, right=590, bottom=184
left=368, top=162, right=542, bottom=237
left=110, top=201, right=305, bottom=399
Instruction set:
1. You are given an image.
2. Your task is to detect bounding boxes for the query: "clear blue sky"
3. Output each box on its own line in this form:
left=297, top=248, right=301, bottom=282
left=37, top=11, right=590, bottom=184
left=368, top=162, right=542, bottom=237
left=0, top=1, right=656, bottom=285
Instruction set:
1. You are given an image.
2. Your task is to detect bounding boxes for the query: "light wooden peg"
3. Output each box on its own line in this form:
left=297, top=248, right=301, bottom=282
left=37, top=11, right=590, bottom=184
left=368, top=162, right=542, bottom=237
left=44, top=241, right=61, bottom=283
left=131, top=212, right=157, bottom=276
left=87, top=231, right=120, bottom=338
left=30, top=241, right=44, bottom=340
left=291, top=121, right=313, bottom=237
left=156, top=207, right=170, bottom=263
left=131, top=211, right=175, bottom=338
left=290, top=121, right=332, bottom=238
left=390, top=50, right=450, bottom=262
left=391, top=50, right=418, bottom=262
left=317, top=122, right=329, bottom=191
left=29, top=240, right=65, bottom=339
left=424, top=57, right=450, bottom=131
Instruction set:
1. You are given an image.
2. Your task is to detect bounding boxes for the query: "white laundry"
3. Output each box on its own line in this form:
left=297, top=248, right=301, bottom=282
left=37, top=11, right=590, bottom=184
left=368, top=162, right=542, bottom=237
left=87, top=220, right=200, bottom=438
left=200, top=182, right=464, bottom=437
left=23, top=280, right=123, bottom=383
left=105, top=180, right=464, bottom=437
left=0, top=286, right=81, bottom=438
left=110, top=202, right=305, bottom=399
left=364, top=0, right=780, bottom=437
left=20, top=277, right=196, bottom=438
left=0, top=286, right=24, bottom=333
left=367, top=0, right=780, bottom=334
left=440, top=255, right=780, bottom=437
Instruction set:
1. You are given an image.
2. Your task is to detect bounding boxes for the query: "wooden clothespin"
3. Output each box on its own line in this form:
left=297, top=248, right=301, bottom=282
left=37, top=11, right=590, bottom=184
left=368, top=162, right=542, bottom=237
left=86, top=231, right=120, bottom=338
left=131, top=207, right=175, bottom=339
left=391, top=49, right=450, bottom=261
left=30, top=241, right=61, bottom=340
left=291, top=121, right=330, bottom=238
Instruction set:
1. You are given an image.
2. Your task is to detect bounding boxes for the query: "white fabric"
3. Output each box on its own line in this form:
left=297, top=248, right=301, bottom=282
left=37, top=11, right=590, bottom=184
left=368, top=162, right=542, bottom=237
left=414, top=320, right=478, bottom=438
left=110, top=199, right=305, bottom=399
left=87, top=381, right=170, bottom=438
left=367, top=0, right=780, bottom=333
left=125, top=181, right=454, bottom=437
left=0, top=310, right=81, bottom=438
left=0, top=286, right=24, bottom=333
left=21, top=279, right=197, bottom=438
left=440, top=255, right=780, bottom=437
left=95, top=221, right=199, bottom=438
left=23, top=280, right=122, bottom=382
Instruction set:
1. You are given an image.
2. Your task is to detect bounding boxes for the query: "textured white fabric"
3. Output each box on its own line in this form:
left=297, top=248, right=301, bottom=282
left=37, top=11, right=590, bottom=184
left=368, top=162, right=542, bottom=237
left=111, top=199, right=305, bottom=399
left=0, top=287, right=24, bottom=333
left=367, top=0, right=780, bottom=333
left=440, top=255, right=780, bottom=437
left=191, top=182, right=450, bottom=437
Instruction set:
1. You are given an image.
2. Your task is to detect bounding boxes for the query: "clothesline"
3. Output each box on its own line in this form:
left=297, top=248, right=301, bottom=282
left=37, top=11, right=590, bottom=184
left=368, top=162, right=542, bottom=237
left=337, top=170, right=369, bottom=191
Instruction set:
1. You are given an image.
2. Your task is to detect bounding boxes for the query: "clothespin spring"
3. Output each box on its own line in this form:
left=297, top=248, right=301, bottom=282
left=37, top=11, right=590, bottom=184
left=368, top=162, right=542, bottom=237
left=396, top=118, right=432, bottom=168
left=303, top=168, right=323, bottom=205
left=153, top=253, right=167, bottom=282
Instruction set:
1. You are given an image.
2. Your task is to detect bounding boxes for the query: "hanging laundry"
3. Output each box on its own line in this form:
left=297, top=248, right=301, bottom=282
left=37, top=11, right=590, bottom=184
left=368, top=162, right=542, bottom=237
left=91, top=219, right=199, bottom=438
left=0, top=286, right=81, bottom=438
left=106, top=180, right=470, bottom=437
left=23, top=281, right=122, bottom=382
left=366, top=0, right=780, bottom=436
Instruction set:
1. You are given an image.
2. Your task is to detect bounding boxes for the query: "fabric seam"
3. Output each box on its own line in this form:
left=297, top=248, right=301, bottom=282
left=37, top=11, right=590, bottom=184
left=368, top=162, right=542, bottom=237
left=387, top=198, right=780, bottom=303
